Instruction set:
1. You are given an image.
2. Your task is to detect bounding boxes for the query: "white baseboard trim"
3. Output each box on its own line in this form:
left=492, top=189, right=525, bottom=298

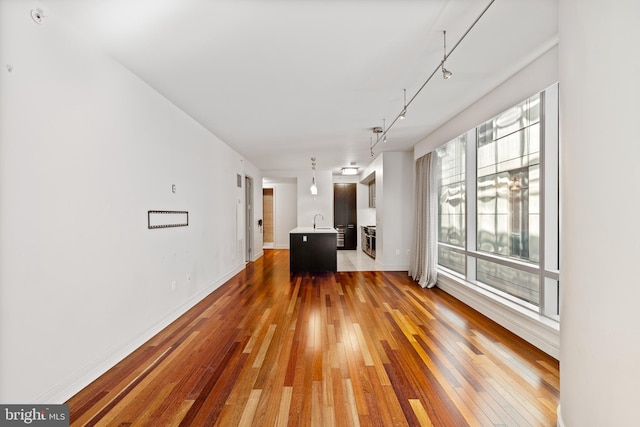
left=34, top=264, right=246, bottom=404
left=252, top=249, right=264, bottom=262
left=380, top=264, right=410, bottom=271
left=436, top=271, right=560, bottom=359
left=557, top=404, right=565, bottom=427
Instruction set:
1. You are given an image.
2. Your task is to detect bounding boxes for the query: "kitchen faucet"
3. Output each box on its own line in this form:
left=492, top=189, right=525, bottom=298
left=313, top=213, right=324, bottom=229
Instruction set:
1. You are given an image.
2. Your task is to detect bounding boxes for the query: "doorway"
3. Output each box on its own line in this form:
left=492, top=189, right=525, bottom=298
left=262, top=177, right=297, bottom=249
left=263, top=188, right=274, bottom=248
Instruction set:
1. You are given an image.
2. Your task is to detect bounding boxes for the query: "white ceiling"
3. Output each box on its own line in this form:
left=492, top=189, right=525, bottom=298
left=47, top=0, right=558, bottom=175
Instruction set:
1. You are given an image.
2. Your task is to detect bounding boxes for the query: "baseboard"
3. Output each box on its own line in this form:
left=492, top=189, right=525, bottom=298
left=252, top=249, right=264, bottom=262
left=34, top=264, right=246, bottom=404
left=380, top=264, right=410, bottom=271
left=436, top=271, right=560, bottom=359
left=557, top=404, right=565, bottom=427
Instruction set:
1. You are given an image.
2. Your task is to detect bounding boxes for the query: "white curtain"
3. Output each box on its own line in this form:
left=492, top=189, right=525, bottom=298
left=410, top=152, right=438, bottom=288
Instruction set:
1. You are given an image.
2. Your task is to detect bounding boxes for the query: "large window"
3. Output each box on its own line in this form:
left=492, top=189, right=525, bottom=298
left=436, top=85, right=559, bottom=318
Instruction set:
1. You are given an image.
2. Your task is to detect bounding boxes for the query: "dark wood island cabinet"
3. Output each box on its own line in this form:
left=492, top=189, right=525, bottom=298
left=289, top=227, right=337, bottom=273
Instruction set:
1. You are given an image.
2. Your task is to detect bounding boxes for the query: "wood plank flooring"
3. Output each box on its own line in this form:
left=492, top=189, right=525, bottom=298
left=67, top=249, right=559, bottom=426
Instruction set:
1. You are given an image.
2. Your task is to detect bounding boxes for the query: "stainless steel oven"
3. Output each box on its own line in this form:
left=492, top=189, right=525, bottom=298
left=362, top=225, right=376, bottom=258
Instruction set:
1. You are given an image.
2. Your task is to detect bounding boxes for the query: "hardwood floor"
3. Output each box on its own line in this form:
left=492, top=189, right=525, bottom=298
left=67, top=249, right=559, bottom=426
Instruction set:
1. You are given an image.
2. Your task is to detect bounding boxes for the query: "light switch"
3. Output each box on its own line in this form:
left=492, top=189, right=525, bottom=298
left=303, top=236, right=307, bottom=242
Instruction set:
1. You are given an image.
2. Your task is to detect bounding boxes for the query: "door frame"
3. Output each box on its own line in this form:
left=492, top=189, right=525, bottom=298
left=245, top=175, right=253, bottom=262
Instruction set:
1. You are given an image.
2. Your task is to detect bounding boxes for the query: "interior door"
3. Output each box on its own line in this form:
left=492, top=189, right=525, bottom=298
left=263, top=188, right=274, bottom=246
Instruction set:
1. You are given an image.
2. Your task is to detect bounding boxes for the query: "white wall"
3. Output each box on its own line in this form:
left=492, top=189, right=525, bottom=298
left=558, top=1, right=640, bottom=425
left=298, top=169, right=333, bottom=228
left=0, top=1, right=259, bottom=403
left=360, top=152, right=413, bottom=270
left=380, top=152, right=414, bottom=269
left=263, top=181, right=297, bottom=248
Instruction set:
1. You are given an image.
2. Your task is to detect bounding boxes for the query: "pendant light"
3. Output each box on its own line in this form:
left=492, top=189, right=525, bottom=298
left=399, top=89, right=407, bottom=120
left=442, top=30, right=453, bottom=79
left=382, top=118, right=387, bottom=143
left=310, top=157, right=318, bottom=195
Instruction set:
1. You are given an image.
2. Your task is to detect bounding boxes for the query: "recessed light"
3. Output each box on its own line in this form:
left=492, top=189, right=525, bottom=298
left=341, top=167, right=358, bottom=176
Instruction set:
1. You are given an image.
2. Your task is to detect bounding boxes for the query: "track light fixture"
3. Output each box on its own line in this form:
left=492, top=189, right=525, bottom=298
left=367, top=0, right=496, bottom=154
left=399, top=89, right=407, bottom=120
left=442, top=30, right=453, bottom=79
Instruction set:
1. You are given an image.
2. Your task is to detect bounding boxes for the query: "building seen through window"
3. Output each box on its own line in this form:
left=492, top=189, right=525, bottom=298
left=435, top=87, right=559, bottom=317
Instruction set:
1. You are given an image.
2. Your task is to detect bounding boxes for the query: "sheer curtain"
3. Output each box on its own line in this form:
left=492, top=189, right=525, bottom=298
left=410, top=152, right=438, bottom=288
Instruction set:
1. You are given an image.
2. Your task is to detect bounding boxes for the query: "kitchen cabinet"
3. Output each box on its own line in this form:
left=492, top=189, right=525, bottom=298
left=289, top=228, right=338, bottom=273
left=333, top=183, right=357, bottom=250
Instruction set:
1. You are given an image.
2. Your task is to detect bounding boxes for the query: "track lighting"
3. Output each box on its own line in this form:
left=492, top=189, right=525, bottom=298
left=367, top=0, right=496, bottom=154
left=31, top=9, right=45, bottom=24
left=442, top=30, right=453, bottom=79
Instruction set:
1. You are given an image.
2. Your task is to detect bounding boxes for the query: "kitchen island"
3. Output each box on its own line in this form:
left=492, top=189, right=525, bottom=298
left=289, top=227, right=337, bottom=273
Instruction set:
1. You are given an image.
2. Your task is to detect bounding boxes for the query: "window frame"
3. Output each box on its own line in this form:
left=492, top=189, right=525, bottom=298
left=436, top=84, right=559, bottom=320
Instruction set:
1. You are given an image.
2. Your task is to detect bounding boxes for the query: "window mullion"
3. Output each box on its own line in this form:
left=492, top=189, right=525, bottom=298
left=466, top=128, right=477, bottom=282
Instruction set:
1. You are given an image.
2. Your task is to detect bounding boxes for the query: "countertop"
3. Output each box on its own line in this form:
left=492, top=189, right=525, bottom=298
left=290, top=227, right=338, bottom=234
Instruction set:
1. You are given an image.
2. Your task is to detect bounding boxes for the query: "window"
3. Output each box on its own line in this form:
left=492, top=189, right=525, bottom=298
left=437, top=135, right=466, bottom=275
left=435, top=85, right=559, bottom=319
left=477, top=95, right=540, bottom=264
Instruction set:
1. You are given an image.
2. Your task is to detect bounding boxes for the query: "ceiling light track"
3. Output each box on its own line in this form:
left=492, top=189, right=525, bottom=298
left=370, top=0, right=496, bottom=153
